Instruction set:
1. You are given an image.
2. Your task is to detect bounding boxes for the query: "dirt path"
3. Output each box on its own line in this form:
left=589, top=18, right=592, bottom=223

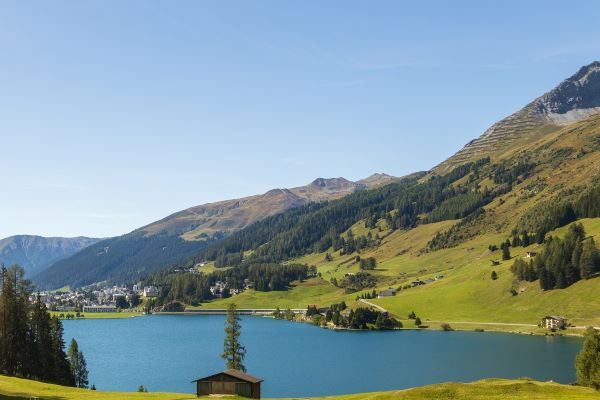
left=358, top=298, right=388, bottom=313
left=426, top=320, right=537, bottom=327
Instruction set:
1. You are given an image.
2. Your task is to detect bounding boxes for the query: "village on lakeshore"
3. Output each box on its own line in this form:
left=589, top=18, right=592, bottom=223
left=29, top=280, right=572, bottom=335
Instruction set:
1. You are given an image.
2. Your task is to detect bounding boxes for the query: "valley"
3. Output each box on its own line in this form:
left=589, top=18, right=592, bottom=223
left=5, top=4, right=600, bottom=400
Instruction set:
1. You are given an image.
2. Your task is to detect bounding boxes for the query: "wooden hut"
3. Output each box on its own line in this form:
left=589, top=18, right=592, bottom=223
left=192, top=369, right=263, bottom=398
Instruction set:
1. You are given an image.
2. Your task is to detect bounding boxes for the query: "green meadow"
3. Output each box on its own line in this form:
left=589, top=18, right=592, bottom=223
left=1, top=375, right=599, bottom=400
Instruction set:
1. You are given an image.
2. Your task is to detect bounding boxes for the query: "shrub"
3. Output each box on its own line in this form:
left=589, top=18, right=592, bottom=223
left=441, top=323, right=454, bottom=331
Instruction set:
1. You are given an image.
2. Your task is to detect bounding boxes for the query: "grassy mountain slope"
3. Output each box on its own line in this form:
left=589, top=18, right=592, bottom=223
left=191, top=63, right=600, bottom=330
left=0, top=235, right=101, bottom=277
left=2, top=375, right=598, bottom=400
left=204, top=113, right=600, bottom=329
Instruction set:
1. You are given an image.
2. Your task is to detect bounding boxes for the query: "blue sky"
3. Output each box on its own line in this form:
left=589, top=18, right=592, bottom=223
left=2, top=0, right=600, bottom=238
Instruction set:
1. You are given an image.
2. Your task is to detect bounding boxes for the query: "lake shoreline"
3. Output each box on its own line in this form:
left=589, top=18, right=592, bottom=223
left=60, top=310, right=588, bottom=337
left=62, top=314, right=581, bottom=396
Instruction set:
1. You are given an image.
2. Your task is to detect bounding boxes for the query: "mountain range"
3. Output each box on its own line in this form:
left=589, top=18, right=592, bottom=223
left=0, top=236, right=101, bottom=278
left=32, top=60, right=600, bottom=306
left=33, top=174, right=397, bottom=288
left=128, top=60, right=600, bottom=328
left=140, top=174, right=397, bottom=240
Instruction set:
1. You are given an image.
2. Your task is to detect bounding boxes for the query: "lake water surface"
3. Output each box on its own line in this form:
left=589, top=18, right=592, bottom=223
left=63, top=315, right=582, bottom=397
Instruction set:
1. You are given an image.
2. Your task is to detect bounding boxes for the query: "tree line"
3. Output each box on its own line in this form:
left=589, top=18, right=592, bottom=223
left=323, top=302, right=400, bottom=329
left=511, top=223, right=600, bottom=290
left=516, top=182, right=600, bottom=245
left=146, top=263, right=309, bottom=307
left=333, top=272, right=377, bottom=293
left=0, top=265, right=88, bottom=388
left=176, top=158, right=497, bottom=271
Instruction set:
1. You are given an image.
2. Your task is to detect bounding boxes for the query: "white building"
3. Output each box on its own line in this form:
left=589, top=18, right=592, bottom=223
left=143, top=286, right=159, bottom=298
left=83, top=305, right=117, bottom=313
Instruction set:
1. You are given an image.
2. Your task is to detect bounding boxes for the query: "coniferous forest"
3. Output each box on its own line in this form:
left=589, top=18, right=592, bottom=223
left=511, top=223, right=600, bottom=290
left=0, top=265, right=84, bottom=387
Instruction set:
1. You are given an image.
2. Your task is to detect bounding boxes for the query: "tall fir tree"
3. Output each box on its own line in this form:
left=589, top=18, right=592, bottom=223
left=221, top=303, right=246, bottom=372
left=0, top=264, right=76, bottom=386
left=580, top=238, right=599, bottom=279
left=502, top=244, right=511, bottom=260
left=576, top=327, right=600, bottom=389
left=68, top=339, right=89, bottom=388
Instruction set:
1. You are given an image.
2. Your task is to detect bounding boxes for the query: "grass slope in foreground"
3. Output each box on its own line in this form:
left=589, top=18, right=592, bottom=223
left=1, top=376, right=598, bottom=400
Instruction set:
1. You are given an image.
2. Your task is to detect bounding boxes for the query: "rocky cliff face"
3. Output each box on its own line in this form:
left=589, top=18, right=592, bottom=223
left=437, top=61, right=600, bottom=172
left=536, top=61, right=600, bottom=123
left=0, top=235, right=101, bottom=277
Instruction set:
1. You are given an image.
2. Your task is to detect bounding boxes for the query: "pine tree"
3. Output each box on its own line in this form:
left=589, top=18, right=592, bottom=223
left=572, top=241, right=583, bottom=271
left=30, top=293, right=55, bottom=381
left=580, top=239, right=599, bottom=279
left=491, top=271, right=498, bottom=280
left=0, top=264, right=75, bottom=386
left=521, top=230, right=530, bottom=247
left=502, top=245, right=511, bottom=261
left=1, top=266, right=31, bottom=377
left=0, top=265, right=9, bottom=375
left=222, top=303, right=246, bottom=372
left=414, top=316, right=422, bottom=327
left=375, top=313, right=384, bottom=329
left=68, top=339, right=89, bottom=388
left=576, top=327, right=600, bottom=389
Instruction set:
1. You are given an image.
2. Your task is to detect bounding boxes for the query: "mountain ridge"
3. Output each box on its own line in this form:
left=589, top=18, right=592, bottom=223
left=0, top=235, right=101, bottom=277
left=35, top=173, right=399, bottom=289
left=436, top=60, right=600, bottom=172
left=139, top=175, right=398, bottom=241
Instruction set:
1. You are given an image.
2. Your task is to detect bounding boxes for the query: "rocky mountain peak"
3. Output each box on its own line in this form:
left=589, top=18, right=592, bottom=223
left=310, top=177, right=354, bottom=189
left=436, top=61, right=600, bottom=172
left=536, top=60, right=600, bottom=118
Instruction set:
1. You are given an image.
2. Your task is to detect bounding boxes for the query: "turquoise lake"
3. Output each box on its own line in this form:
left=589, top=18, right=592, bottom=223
left=63, top=315, right=582, bottom=397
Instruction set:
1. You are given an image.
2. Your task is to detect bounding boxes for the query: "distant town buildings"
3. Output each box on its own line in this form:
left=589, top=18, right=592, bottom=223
left=30, top=283, right=145, bottom=313
left=83, top=305, right=117, bottom=313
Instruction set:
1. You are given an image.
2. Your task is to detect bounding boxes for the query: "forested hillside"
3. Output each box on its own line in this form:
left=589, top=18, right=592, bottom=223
left=143, top=63, right=600, bottom=328
left=35, top=175, right=396, bottom=289
left=35, top=232, right=221, bottom=289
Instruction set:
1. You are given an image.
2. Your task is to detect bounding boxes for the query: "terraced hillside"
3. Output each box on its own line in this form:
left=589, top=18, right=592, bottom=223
left=436, top=60, right=600, bottom=172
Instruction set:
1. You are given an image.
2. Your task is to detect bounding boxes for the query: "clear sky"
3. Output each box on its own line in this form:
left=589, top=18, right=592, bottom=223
left=2, top=0, right=600, bottom=239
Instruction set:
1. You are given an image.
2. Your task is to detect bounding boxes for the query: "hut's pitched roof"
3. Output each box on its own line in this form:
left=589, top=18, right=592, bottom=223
left=192, top=369, right=263, bottom=384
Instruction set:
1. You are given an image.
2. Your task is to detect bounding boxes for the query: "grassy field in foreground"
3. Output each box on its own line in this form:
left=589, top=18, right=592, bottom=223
left=1, top=375, right=599, bottom=400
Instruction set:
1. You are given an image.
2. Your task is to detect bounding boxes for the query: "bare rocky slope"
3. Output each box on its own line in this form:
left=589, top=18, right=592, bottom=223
left=436, top=61, right=600, bottom=172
